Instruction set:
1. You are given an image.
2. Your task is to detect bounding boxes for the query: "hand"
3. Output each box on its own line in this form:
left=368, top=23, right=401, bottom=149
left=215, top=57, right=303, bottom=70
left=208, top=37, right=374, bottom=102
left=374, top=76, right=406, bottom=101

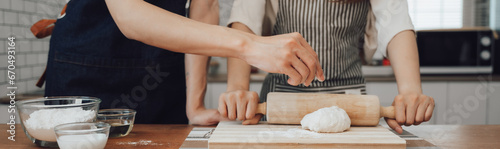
left=188, top=109, right=227, bottom=126
left=242, top=32, right=325, bottom=86
left=218, top=90, right=262, bottom=124
left=385, top=94, right=435, bottom=134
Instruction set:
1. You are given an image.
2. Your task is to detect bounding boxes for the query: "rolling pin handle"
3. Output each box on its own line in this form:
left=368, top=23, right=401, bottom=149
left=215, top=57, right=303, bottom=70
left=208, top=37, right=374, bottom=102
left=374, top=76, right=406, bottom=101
left=256, top=102, right=267, bottom=115
left=380, top=106, right=395, bottom=119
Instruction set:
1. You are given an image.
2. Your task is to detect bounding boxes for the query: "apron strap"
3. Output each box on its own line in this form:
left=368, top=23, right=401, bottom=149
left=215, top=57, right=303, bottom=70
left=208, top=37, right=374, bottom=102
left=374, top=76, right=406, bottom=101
left=33, top=4, right=67, bottom=88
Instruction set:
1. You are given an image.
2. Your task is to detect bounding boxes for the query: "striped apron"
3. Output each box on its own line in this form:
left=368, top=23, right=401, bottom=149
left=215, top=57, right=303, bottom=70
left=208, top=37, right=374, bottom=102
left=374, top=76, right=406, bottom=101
left=260, top=0, right=370, bottom=103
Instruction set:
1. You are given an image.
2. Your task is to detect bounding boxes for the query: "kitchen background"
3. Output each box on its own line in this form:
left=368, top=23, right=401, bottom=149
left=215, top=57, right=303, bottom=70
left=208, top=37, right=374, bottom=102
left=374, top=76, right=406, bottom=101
left=1, top=0, right=499, bottom=125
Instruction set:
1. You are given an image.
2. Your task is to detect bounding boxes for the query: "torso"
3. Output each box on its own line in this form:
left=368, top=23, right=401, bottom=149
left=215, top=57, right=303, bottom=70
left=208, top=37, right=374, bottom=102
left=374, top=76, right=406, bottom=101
left=261, top=0, right=369, bottom=100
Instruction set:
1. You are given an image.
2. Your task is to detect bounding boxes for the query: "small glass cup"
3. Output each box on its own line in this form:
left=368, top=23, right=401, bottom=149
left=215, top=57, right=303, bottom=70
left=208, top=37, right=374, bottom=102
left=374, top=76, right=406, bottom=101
left=54, top=122, right=110, bottom=149
left=97, top=109, right=136, bottom=138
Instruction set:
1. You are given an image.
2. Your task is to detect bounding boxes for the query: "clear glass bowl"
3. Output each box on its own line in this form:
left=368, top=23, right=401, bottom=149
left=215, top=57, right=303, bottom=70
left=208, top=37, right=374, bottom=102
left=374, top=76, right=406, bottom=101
left=16, top=96, right=101, bottom=147
left=97, top=109, right=136, bottom=138
left=54, top=122, right=110, bottom=149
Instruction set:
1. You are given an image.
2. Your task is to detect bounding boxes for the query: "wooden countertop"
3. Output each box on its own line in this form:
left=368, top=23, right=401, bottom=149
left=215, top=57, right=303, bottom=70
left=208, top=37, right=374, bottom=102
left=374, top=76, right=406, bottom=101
left=2, top=124, right=499, bottom=149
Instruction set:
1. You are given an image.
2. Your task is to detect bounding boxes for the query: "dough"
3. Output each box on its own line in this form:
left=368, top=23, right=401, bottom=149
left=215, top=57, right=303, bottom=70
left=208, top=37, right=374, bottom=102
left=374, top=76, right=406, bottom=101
left=300, top=106, right=351, bottom=133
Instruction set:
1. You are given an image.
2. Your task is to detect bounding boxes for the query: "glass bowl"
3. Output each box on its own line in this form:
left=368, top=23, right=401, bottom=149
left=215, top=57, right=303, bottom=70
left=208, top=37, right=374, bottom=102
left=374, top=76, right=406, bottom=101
left=97, top=109, right=136, bottom=138
left=54, top=122, right=110, bottom=149
left=16, top=96, right=101, bottom=147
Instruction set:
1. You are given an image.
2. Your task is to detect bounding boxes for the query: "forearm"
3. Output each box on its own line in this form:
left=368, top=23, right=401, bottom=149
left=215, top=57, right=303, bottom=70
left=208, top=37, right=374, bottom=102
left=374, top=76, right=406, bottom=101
left=227, top=22, right=253, bottom=91
left=185, top=0, right=219, bottom=119
left=185, top=54, right=210, bottom=116
left=105, top=0, right=247, bottom=58
left=387, top=30, right=422, bottom=94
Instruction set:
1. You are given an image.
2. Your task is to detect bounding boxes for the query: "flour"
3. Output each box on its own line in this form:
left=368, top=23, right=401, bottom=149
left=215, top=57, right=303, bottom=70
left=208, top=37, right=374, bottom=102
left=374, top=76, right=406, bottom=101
left=259, top=128, right=326, bottom=139
left=57, top=134, right=108, bottom=149
left=24, top=107, right=96, bottom=141
left=116, top=140, right=163, bottom=146
left=300, top=106, right=351, bottom=133
left=284, top=128, right=326, bottom=138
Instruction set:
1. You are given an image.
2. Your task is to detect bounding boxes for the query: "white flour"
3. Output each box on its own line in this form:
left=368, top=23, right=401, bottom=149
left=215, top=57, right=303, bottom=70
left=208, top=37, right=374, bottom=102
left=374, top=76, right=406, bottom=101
left=116, top=140, right=163, bottom=146
left=57, top=134, right=108, bottom=149
left=24, top=107, right=96, bottom=141
left=259, top=128, right=327, bottom=139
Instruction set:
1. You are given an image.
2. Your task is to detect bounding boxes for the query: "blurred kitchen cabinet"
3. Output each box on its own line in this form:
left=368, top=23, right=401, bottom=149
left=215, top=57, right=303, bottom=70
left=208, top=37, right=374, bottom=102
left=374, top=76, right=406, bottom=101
left=204, top=83, right=226, bottom=110
left=250, top=83, right=264, bottom=95
left=421, top=82, right=447, bottom=125
left=204, top=82, right=263, bottom=110
left=446, top=82, right=487, bottom=125
left=487, top=82, right=500, bottom=124
left=365, top=82, right=398, bottom=107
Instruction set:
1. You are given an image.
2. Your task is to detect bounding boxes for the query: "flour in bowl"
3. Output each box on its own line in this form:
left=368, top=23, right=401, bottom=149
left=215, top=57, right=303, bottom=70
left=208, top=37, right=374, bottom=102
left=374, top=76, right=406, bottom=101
left=24, top=107, right=96, bottom=141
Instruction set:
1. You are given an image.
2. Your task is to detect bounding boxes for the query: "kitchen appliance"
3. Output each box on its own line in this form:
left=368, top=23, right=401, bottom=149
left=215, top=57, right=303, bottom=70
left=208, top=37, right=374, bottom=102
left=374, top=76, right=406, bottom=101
left=208, top=121, right=406, bottom=149
left=257, top=93, right=394, bottom=125
left=416, top=28, right=499, bottom=74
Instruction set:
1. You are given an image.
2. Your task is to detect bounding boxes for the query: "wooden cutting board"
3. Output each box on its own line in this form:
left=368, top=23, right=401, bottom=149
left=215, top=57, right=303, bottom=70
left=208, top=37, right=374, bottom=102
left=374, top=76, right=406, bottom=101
left=208, top=121, right=406, bottom=149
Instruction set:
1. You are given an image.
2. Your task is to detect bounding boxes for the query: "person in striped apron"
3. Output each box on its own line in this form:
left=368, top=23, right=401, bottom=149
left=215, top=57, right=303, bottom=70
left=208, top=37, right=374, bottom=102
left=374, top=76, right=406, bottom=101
left=218, top=0, right=435, bottom=134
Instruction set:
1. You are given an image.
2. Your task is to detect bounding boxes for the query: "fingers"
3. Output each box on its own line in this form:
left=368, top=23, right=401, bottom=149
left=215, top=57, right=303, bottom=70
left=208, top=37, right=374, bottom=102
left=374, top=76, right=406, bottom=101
left=316, top=62, right=325, bottom=82
left=218, top=94, right=228, bottom=118
left=405, top=96, right=418, bottom=126
left=242, top=114, right=263, bottom=125
left=295, top=50, right=317, bottom=86
left=245, top=92, right=259, bottom=120
left=290, top=54, right=311, bottom=86
left=393, top=95, right=406, bottom=125
left=414, top=96, right=430, bottom=125
left=424, top=97, right=435, bottom=121
left=393, top=94, right=435, bottom=126
left=226, top=95, right=237, bottom=120
left=236, top=98, right=247, bottom=121
left=385, top=118, right=403, bottom=134
left=283, top=64, right=303, bottom=86
left=218, top=91, right=261, bottom=122
left=293, top=32, right=325, bottom=83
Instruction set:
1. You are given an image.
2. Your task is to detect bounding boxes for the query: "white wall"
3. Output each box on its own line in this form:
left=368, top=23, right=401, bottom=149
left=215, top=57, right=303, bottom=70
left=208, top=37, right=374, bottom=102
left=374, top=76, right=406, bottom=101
left=0, top=0, right=66, bottom=96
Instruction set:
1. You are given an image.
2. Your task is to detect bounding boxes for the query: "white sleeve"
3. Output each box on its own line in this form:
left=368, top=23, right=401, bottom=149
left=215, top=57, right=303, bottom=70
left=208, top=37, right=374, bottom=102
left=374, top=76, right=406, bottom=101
left=226, top=0, right=267, bottom=36
left=370, top=0, right=415, bottom=57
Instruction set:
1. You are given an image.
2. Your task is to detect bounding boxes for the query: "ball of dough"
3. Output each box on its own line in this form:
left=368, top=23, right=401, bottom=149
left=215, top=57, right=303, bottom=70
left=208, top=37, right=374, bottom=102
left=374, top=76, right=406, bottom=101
left=300, top=106, right=351, bottom=133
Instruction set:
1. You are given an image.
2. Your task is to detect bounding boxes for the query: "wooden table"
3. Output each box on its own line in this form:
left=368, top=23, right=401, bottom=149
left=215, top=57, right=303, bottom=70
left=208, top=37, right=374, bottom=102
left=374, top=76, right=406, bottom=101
left=1, top=124, right=499, bottom=149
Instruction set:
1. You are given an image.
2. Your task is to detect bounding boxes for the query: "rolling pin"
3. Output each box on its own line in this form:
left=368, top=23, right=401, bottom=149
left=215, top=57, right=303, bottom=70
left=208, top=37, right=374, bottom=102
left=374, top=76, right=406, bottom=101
left=256, top=92, right=395, bottom=126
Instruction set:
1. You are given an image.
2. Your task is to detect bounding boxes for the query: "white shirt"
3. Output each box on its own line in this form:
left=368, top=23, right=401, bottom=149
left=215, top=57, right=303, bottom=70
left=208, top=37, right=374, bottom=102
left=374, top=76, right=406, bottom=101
left=227, top=0, right=415, bottom=62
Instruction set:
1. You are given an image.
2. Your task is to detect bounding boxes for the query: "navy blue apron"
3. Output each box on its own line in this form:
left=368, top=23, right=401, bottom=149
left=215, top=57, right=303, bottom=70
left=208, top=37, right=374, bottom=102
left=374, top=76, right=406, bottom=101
left=45, top=0, right=189, bottom=124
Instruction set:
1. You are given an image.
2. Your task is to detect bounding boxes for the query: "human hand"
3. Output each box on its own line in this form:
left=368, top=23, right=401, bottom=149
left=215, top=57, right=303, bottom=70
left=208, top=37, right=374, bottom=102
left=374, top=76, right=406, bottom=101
left=218, top=90, right=262, bottom=124
left=242, top=32, right=325, bottom=86
left=188, top=109, right=227, bottom=126
left=385, top=94, right=435, bottom=134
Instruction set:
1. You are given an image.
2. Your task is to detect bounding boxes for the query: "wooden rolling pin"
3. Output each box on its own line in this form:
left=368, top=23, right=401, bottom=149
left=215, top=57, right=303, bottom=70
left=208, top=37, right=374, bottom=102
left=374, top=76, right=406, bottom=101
left=256, top=92, right=395, bottom=126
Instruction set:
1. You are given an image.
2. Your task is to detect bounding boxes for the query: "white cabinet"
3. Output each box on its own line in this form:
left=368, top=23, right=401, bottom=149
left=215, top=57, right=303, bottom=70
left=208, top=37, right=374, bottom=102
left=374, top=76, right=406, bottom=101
left=445, top=82, right=488, bottom=125
left=487, top=82, right=500, bottom=124
left=203, top=83, right=225, bottom=110
left=421, top=82, right=447, bottom=125
left=365, top=82, right=398, bottom=107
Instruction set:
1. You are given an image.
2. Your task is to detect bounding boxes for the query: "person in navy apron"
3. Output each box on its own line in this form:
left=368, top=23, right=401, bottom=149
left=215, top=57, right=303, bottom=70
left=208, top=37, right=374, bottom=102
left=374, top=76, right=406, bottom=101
left=45, top=0, right=325, bottom=124
left=45, top=0, right=190, bottom=124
